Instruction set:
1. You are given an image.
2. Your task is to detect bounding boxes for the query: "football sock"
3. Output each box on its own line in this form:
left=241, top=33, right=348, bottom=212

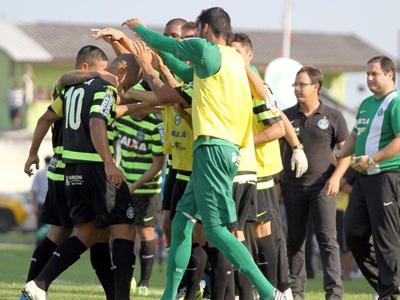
left=256, top=235, right=278, bottom=286
left=90, top=242, right=114, bottom=300
left=234, top=241, right=255, bottom=300
left=203, top=225, right=275, bottom=299
left=35, top=236, right=87, bottom=291
left=26, top=237, right=57, bottom=282
left=139, top=239, right=155, bottom=287
left=209, top=247, right=234, bottom=300
left=185, top=243, right=207, bottom=300
left=161, top=211, right=194, bottom=300
left=112, top=239, right=135, bottom=300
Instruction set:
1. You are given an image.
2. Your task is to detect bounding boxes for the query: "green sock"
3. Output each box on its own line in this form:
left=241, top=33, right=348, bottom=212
left=161, top=212, right=195, bottom=300
left=204, top=225, right=275, bottom=299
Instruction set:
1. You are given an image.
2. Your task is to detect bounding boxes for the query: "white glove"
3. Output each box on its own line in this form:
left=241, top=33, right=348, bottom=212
left=291, top=149, right=308, bottom=178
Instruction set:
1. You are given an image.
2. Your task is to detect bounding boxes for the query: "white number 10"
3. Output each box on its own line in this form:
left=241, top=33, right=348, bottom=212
left=65, top=87, right=84, bottom=130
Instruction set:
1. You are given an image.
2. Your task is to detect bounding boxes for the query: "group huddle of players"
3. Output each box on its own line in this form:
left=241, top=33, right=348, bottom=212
left=19, top=7, right=312, bottom=300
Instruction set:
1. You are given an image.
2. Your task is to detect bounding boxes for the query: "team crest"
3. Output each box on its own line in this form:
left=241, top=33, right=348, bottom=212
left=317, top=118, right=329, bottom=130
left=174, top=115, right=181, bottom=125
left=136, top=130, right=145, bottom=141
left=126, top=206, right=135, bottom=219
left=231, top=152, right=240, bottom=167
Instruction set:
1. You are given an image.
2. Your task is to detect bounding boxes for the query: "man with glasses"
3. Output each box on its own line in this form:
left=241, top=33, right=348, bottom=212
left=281, top=67, right=350, bottom=300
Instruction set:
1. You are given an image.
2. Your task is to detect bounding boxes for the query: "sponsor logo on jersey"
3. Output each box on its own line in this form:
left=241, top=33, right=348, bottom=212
left=99, top=89, right=114, bottom=117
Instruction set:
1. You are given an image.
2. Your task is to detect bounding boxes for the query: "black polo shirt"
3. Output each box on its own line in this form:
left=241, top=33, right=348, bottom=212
left=282, top=101, right=348, bottom=190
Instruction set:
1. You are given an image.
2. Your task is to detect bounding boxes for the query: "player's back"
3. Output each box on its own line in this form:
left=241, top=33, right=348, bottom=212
left=62, top=77, right=118, bottom=164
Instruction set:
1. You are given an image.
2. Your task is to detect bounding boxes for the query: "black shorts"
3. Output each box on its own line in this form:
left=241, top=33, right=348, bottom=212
left=39, top=178, right=73, bottom=228
left=162, top=167, right=177, bottom=211
left=132, top=194, right=161, bottom=227
left=229, top=179, right=257, bottom=231
left=65, top=163, right=134, bottom=229
left=247, top=177, right=276, bottom=223
left=170, top=170, right=191, bottom=219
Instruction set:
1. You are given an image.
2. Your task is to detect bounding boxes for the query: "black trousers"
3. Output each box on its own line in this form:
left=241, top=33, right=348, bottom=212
left=345, top=171, right=400, bottom=299
left=283, top=187, right=343, bottom=300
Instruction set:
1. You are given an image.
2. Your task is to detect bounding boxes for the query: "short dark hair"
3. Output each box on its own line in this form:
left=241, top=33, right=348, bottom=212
left=165, top=18, right=187, bottom=27
left=75, top=45, right=108, bottom=69
left=196, top=7, right=232, bottom=39
left=231, top=33, right=253, bottom=50
left=367, top=55, right=396, bottom=82
left=182, top=21, right=197, bottom=31
left=297, top=66, right=324, bottom=92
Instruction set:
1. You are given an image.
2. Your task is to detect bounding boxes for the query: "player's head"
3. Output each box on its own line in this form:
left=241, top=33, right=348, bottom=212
left=75, top=45, right=108, bottom=71
left=107, top=53, right=141, bottom=92
left=366, top=56, right=396, bottom=96
left=294, top=66, right=323, bottom=102
left=230, top=33, right=254, bottom=65
left=196, top=7, right=232, bottom=41
left=182, top=21, right=198, bottom=38
left=164, top=18, right=187, bottom=39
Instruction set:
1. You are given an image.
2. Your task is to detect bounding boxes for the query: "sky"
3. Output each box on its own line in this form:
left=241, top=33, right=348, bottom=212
left=0, top=0, right=399, bottom=58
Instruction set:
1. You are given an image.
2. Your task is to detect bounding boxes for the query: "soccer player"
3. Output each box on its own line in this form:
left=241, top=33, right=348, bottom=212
left=122, top=7, right=285, bottom=300
left=116, top=107, right=165, bottom=296
left=22, top=53, right=143, bottom=300
left=21, top=46, right=117, bottom=299
left=232, top=33, right=305, bottom=299
left=128, top=40, right=207, bottom=300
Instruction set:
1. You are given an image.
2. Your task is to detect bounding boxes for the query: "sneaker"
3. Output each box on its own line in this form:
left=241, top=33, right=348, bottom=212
left=137, top=285, right=149, bottom=296
left=283, top=288, right=293, bottom=300
left=21, top=281, right=47, bottom=300
left=273, top=289, right=287, bottom=300
left=371, top=293, right=379, bottom=300
left=195, top=286, right=204, bottom=300
left=176, top=286, right=186, bottom=300
left=18, top=294, right=29, bottom=300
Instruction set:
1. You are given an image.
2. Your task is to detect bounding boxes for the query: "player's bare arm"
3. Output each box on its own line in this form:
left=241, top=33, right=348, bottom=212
left=89, top=118, right=123, bottom=188
left=58, top=70, right=118, bottom=88
left=25, top=110, right=60, bottom=176
left=129, top=155, right=164, bottom=193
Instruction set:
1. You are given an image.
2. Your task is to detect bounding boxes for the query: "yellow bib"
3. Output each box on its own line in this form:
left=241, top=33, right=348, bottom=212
left=192, top=45, right=253, bottom=149
left=253, top=115, right=283, bottom=177
left=170, top=108, right=193, bottom=171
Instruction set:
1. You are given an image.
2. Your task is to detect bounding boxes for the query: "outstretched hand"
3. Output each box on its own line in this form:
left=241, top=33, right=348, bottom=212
left=122, top=18, right=145, bottom=31
left=91, top=27, right=126, bottom=41
left=130, top=41, right=152, bottom=66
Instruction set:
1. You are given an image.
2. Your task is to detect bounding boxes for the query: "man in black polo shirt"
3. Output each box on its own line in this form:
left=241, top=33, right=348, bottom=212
left=281, top=67, right=350, bottom=300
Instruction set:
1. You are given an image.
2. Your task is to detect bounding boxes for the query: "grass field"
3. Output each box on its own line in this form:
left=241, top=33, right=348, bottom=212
left=0, top=232, right=375, bottom=300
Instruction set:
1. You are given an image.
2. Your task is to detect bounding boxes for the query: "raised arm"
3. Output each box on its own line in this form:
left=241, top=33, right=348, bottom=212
left=130, top=41, right=190, bottom=107
left=122, top=19, right=221, bottom=79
